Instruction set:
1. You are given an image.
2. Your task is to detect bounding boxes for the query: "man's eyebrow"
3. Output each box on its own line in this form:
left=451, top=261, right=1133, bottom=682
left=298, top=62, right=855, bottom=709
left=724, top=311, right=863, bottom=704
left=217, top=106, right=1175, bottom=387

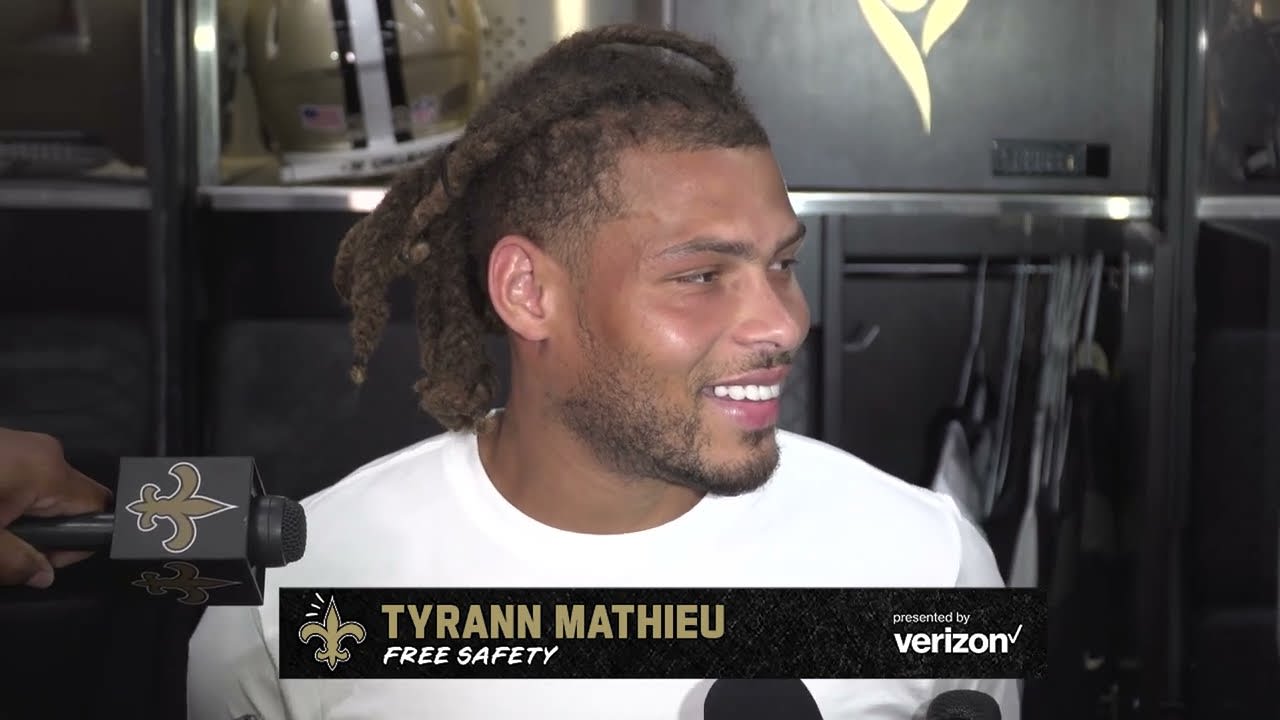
left=652, top=222, right=807, bottom=262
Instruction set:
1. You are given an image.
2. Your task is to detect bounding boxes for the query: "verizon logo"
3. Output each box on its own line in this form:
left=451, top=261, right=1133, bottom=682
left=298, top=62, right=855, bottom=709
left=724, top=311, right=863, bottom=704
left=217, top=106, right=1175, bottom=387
left=894, top=625, right=1024, bottom=654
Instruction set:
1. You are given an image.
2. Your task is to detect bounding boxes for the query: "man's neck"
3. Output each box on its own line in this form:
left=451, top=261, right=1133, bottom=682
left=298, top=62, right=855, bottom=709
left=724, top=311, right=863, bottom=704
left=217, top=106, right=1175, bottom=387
left=475, top=401, right=704, bottom=535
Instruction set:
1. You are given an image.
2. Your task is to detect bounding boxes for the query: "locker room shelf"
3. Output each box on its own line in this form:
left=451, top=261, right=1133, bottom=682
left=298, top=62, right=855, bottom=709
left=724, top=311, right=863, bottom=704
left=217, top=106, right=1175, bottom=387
left=197, top=185, right=389, bottom=213
left=1197, top=195, right=1280, bottom=220
left=788, top=191, right=1151, bottom=220
left=197, top=184, right=1153, bottom=220
left=0, top=180, right=151, bottom=211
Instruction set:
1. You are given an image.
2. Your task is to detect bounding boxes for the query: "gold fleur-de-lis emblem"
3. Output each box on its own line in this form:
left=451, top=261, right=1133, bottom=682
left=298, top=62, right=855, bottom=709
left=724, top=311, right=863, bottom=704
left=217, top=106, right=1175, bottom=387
left=857, top=0, right=971, bottom=134
left=298, top=594, right=367, bottom=670
left=131, top=560, right=241, bottom=605
left=125, top=462, right=236, bottom=554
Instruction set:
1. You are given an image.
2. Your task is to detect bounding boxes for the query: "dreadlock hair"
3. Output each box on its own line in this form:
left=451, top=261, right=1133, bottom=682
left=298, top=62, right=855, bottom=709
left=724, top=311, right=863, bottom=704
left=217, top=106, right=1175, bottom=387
left=332, top=23, right=771, bottom=434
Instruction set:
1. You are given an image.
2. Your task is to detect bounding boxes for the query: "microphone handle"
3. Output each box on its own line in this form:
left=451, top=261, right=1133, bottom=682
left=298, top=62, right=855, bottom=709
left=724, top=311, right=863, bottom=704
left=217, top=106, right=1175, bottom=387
left=6, top=512, right=115, bottom=550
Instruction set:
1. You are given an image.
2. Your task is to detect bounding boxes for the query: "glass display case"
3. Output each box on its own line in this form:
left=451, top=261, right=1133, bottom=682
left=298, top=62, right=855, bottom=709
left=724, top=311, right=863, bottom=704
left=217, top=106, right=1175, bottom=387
left=194, top=0, right=668, bottom=210
left=0, top=0, right=151, bottom=210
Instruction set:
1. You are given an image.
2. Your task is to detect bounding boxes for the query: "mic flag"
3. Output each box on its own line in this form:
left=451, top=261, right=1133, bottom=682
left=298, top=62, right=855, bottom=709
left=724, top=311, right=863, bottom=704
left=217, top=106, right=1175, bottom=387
left=9, top=457, right=306, bottom=606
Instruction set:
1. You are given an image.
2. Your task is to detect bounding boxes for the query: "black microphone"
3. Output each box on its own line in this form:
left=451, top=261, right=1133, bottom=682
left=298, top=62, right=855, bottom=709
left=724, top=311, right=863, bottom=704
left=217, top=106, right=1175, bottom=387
left=703, top=679, right=823, bottom=720
left=8, top=456, right=306, bottom=606
left=925, top=689, right=1002, bottom=720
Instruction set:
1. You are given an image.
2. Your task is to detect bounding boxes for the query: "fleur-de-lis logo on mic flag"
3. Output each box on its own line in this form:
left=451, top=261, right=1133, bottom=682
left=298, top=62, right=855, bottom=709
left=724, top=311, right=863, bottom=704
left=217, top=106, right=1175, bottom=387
left=857, top=0, right=971, bottom=134
left=125, top=461, right=236, bottom=554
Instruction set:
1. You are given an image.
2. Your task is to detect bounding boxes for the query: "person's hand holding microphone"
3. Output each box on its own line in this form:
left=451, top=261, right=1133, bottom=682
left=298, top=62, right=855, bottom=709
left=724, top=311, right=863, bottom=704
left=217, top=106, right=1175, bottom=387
left=0, top=427, right=111, bottom=588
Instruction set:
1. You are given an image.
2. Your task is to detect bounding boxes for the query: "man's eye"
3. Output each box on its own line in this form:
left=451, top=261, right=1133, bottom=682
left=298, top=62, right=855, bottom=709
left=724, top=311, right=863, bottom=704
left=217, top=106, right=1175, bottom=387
left=773, top=258, right=800, bottom=272
left=677, top=271, right=720, bottom=284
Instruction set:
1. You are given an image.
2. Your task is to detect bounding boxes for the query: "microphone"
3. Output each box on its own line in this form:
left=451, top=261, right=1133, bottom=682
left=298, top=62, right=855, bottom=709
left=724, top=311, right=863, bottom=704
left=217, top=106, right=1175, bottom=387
left=8, top=457, right=306, bottom=606
left=925, top=689, right=1002, bottom=720
left=703, top=679, right=823, bottom=720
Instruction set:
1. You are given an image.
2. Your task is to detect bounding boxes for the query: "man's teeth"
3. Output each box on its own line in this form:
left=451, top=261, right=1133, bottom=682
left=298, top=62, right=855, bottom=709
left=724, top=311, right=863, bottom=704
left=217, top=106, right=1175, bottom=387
left=711, top=384, right=782, bottom=401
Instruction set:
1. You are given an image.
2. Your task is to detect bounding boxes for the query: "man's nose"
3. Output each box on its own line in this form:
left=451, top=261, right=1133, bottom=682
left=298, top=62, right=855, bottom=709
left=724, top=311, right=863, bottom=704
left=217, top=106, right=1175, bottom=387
left=732, top=279, right=808, bottom=352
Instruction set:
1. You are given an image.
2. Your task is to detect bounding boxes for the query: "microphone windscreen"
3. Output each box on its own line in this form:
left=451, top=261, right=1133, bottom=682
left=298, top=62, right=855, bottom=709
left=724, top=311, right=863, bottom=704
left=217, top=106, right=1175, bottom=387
left=249, top=495, right=308, bottom=568
left=703, top=679, right=823, bottom=720
left=925, top=689, right=1001, bottom=720
left=280, top=498, right=307, bottom=563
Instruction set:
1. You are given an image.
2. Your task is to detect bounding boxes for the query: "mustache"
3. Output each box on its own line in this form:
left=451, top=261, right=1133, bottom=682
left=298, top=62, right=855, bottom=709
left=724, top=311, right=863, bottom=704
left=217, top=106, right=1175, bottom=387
left=707, top=350, right=796, bottom=382
left=757, top=350, right=794, bottom=369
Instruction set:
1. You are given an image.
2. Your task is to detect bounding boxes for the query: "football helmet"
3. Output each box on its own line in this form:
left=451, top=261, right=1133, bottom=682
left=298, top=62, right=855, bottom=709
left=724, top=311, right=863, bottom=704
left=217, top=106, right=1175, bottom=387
left=244, top=0, right=483, bottom=184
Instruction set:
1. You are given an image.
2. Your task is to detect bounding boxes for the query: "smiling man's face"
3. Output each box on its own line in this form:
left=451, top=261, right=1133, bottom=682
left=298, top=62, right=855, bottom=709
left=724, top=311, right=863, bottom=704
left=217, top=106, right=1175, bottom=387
left=545, top=145, right=811, bottom=496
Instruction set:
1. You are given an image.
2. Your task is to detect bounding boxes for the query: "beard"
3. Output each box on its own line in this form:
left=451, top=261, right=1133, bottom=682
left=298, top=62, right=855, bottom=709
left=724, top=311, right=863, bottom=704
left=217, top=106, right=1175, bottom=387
left=550, top=323, right=785, bottom=497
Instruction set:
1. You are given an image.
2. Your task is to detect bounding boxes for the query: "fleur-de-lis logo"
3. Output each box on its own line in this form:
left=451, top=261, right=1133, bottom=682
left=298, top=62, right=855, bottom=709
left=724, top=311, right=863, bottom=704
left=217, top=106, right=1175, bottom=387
left=298, top=594, right=367, bottom=670
left=125, top=462, right=237, bottom=554
left=857, top=0, right=971, bottom=134
left=131, top=560, right=241, bottom=605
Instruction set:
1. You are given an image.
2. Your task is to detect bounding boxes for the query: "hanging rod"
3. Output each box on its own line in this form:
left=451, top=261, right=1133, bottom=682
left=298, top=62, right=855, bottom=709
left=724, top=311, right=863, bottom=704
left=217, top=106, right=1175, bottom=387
left=839, top=256, right=1149, bottom=352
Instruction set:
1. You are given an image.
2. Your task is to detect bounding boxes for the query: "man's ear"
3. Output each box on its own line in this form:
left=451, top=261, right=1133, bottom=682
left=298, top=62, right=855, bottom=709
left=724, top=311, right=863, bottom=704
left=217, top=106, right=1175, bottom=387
left=487, top=235, right=567, bottom=342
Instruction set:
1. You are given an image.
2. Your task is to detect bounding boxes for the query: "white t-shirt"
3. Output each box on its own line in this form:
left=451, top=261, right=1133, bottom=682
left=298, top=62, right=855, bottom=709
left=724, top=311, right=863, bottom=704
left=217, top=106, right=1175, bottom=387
left=187, top=428, right=1021, bottom=720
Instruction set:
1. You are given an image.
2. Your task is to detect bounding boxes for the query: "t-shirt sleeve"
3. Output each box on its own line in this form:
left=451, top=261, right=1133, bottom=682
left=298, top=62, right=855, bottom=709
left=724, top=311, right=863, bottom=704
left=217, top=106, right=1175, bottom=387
left=951, top=498, right=1006, bottom=588
left=930, top=495, right=1023, bottom=720
left=187, top=605, right=291, bottom=720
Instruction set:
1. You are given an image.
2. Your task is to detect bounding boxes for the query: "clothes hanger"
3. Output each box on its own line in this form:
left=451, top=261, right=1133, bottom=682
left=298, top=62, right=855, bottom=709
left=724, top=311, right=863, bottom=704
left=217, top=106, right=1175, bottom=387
left=986, top=256, right=1029, bottom=517
left=923, top=258, right=990, bottom=525
left=958, top=258, right=992, bottom=452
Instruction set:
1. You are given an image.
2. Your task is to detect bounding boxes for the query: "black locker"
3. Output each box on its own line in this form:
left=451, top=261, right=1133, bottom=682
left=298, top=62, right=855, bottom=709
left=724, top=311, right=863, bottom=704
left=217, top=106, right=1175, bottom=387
left=0, top=209, right=152, bottom=490
left=828, top=214, right=1142, bottom=486
left=0, top=209, right=156, bottom=718
left=198, top=211, right=464, bottom=502
left=1185, top=221, right=1280, bottom=719
left=1185, top=4, right=1280, bottom=717
left=673, top=0, right=1159, bottom=194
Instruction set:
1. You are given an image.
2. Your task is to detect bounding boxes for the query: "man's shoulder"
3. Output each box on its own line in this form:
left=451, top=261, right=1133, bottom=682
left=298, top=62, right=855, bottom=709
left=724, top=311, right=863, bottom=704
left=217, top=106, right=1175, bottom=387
left=771, top=431, right=999, bottom=587
left=267, top=432, right=471, bottom=581
left=299, top=430, right=467, bottom=513
left=774, top=430, right=953, bottom=517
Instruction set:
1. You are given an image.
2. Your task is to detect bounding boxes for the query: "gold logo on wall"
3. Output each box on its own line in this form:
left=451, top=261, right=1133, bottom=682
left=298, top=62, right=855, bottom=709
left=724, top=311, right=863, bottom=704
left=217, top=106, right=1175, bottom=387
left=857, top=0, right=971, bottom=134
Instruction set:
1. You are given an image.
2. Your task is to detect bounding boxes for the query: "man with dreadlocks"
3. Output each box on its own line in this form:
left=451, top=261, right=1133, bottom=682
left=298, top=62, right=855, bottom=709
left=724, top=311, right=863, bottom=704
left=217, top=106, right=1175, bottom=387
left=188, top=23, right=1019, bottom=720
